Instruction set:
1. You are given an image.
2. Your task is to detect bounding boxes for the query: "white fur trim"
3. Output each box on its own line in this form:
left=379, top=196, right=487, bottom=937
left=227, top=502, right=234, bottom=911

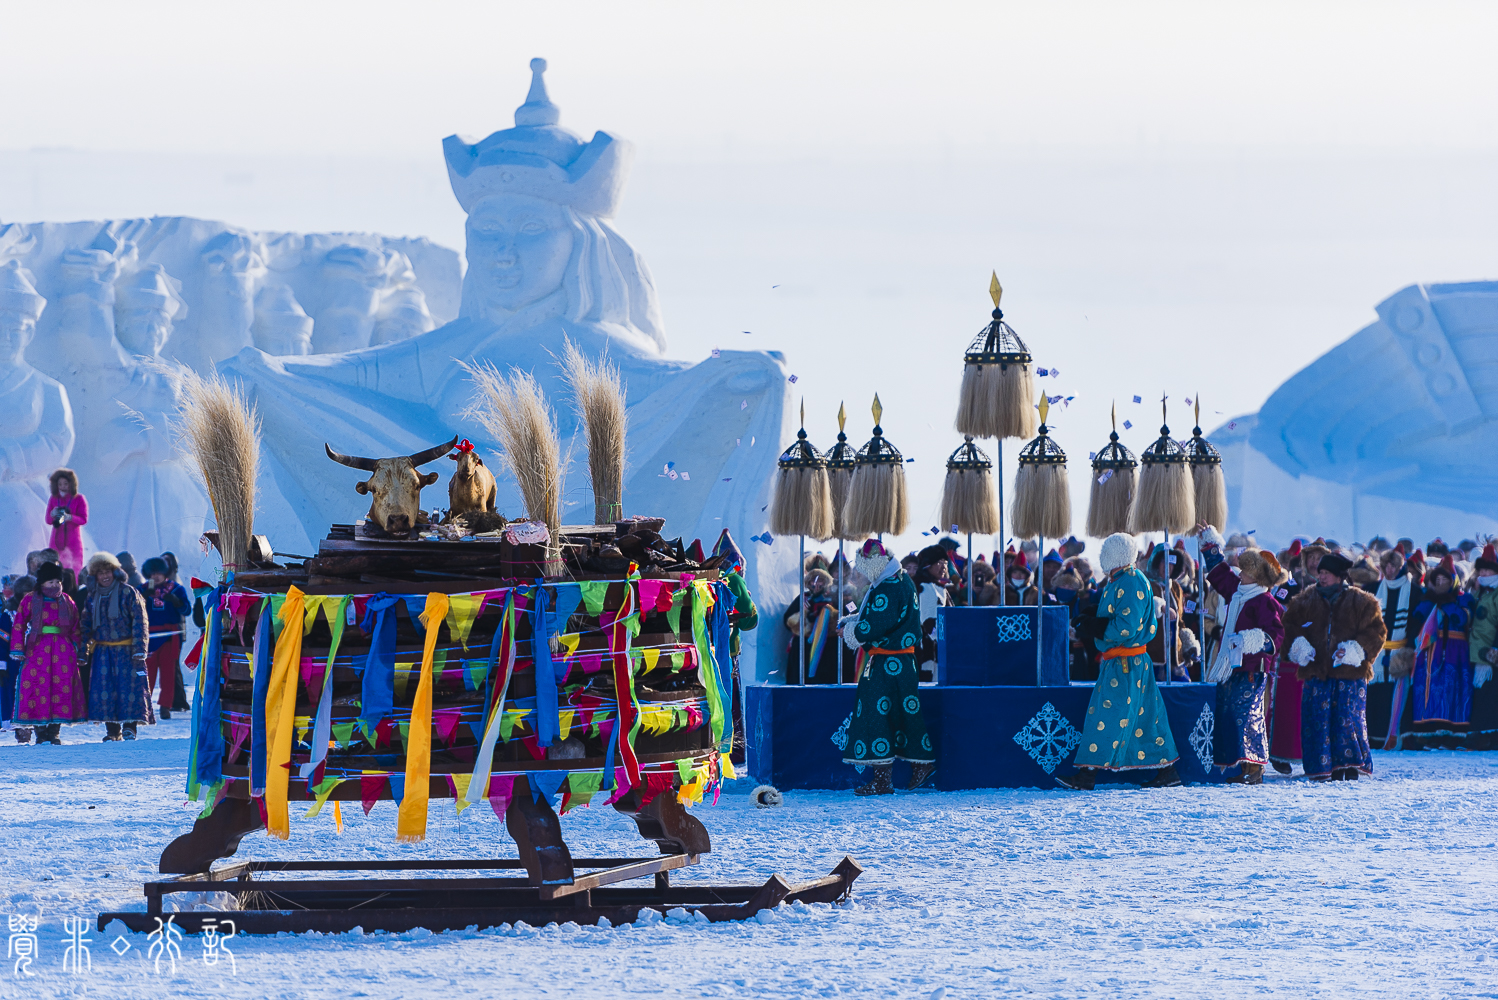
left=1334, top=640, right=1366, bottom=668
left=1475, top=665, right=1493, bottom=689
left=839, top=615, right=860, bottom=650
left=1153, top=595, right=1166, bottom=619
left=751, top=785, right=783, bottom=808
left=1289, top=635, right=1316, bottom=667
left=1099, top=532, right=1138, bottom=573
left=1200, top=525, right=1225, bottom=548
left=1240, top=627, right=1267, bottom=655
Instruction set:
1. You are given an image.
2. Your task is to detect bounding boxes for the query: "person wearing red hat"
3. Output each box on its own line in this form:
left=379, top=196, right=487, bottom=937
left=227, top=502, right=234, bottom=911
left=1283, top=550, right=1387, bottom=780
left=1004, top=550, right=1044, bottom=607
left=1469, top=544, right=1498, bottom=690
left=1405, top=554, right=1477, bottom=737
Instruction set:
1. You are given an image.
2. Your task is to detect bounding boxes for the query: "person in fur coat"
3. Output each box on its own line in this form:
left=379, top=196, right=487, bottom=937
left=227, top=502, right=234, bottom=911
left=1199, top=525, right=1286, bottom=785
left=1283, top=551, right=1387, bottom=781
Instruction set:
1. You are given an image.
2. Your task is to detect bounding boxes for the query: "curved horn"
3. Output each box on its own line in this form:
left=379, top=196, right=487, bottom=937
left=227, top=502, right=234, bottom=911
left=409, top=435, right=461, bottom=467
left=325, top=443, right=378, bottom=472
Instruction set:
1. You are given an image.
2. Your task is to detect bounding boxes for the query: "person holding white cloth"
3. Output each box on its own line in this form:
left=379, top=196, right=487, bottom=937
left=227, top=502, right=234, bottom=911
left=1198, top=523, right=1287, bottom=785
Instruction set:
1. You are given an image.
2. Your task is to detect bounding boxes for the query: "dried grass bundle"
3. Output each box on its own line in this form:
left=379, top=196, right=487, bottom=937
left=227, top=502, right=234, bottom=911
left=168, top=367, right=260, bottom=578
left=955, top=363, right=1037, bottom=441
left=770, top=465, right=834, bottom=540
left=845, top=463, right=909, bottom=538
left=1087, top=465, right=1137, bottom=538
left=558, top=338, right=627, bottom=524
left=461, top=361, right=564, bottom=540
left=1012, top=463, right=1071, bottom=540
left=828, top=464, right=857, bottom=541
left=1193, top=463, right=1228, bottom=532
left=1129, top=461, right=1195, bottom=534
left=941, top=467, right=999, bottom=535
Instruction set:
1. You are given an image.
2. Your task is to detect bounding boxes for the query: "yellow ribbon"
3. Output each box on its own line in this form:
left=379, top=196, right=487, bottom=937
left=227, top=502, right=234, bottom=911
left=445, top=593, right=487, bottom=649
left=265, top=585, right=306, bottom=840
left=642, top=648, right=661, bottom=673
left=398, top=592, right=448, bottom=843
left=451, top=772, right=474, bottom=814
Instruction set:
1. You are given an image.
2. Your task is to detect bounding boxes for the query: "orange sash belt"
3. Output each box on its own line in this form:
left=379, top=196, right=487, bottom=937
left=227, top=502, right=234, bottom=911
left=1102, top=645, right=1147, bottom=660
left=870, top=647, right=915, bottom=655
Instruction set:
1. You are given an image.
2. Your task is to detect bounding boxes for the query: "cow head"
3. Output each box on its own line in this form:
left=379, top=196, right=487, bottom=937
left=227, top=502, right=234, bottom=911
left=325, top=436, right=458, bottom=534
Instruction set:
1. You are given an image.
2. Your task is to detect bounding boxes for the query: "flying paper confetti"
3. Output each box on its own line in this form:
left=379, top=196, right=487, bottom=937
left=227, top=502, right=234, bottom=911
left=1184, top=397, right=1193, bottom=405
left=1097, top=469, right=1113, bottom=484
left=1132, top=395, right=1142, bottom=404
left=711, top=348, right=721, bottom=358
left=751, top=533, right=774, bottom=545
left=788, top=374, right=798, bottom=383
left=680, top=472, right=690, bottom=481
left=1036, top=367, right=1050, bottom=377
left=1051, top=368, right=1061, bottom=377
left=905, top=458, right=915, bottom=463
left=846, top=602, right=857, bottom=613
left=741, top=400, right=748, bottom=410
left=1229, top=422, right=1237, bottom=430
left=1088, top=452, right=1097, bottom=460
left=750, top=436, right=756, bottom=446
left=951, top=524, right=959, bottom=533
left=722, top=477, right=732, bottom=482
left=1185, top=600, right=1197, bottom=613
left=1123, top=420, right=1133, bottom=430
left=668, top=470, right=678, bottom=480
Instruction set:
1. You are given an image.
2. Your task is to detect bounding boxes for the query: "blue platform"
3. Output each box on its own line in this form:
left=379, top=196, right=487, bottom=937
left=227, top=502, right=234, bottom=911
left=937, top=606, right=1070, bottom=686
left=745, top=681, right=1227, bottom=790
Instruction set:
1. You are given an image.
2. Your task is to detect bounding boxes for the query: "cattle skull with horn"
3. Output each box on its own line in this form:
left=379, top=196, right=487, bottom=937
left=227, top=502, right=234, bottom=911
left=325, top=436, right=459, bottom=534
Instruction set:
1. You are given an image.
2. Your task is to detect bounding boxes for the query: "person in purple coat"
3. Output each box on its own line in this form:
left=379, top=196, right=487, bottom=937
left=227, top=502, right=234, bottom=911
left=1199, top=524, right=1288, bottom=785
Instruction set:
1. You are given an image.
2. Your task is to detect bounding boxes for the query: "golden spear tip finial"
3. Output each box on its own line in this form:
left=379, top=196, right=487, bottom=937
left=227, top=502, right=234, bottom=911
left=837, top=401, right=846, bottom=433
left=1195, top=396, right=1200, bottom=426
left=1038, top=390, right=1050, bottom=425
left=989, top=271, right=1003, bottom=309
left=1111, top=401, right=1117, bottom=432
left=871, top=393, right=883, bottom=426
left=799, top=398, right=804, bottom=428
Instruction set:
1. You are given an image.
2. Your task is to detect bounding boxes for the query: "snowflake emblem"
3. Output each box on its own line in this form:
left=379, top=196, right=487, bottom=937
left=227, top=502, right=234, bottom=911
left=995, top=612, right=1033, bottom=644
left=1189, top=702, right=1215, bottom=771
left=830, top=712, right=852, bottom=751
left=1012, top=701, right=1081, bottom=774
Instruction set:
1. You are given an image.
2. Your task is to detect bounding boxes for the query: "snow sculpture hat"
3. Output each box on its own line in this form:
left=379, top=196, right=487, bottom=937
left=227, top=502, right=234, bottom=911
left=443, top=58, right=632, bottom=218
left=116, top=263, right=187, bottom=320
left=0, top=260, right=45, bottom=320
left=253, top=284, right=314, bottom=336
left=1098, top=532, right=1138, bottom=574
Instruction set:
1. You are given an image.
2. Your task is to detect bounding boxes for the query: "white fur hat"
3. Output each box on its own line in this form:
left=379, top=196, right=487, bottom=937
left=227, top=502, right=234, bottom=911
left=1099, top=532, right=1138, bottom=574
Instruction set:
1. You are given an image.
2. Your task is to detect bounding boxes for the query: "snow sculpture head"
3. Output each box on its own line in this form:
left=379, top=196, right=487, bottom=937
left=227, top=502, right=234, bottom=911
left=0, top=260, right=45, bottom=368
left=252, top=284, right=313, bottom=356
left=115, top=263, right=187, bottom=358
left=442, top=59, right=664, bottom=352
left=195, top=232, right=265, bottom=366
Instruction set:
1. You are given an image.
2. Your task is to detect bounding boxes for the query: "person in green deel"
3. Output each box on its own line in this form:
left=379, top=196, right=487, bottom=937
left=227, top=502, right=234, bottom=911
left=711, top=530, right=758, bottom=765
left=839, top=538, right=936, bottom=796
left=1064, top=531, right=1182, bottom=789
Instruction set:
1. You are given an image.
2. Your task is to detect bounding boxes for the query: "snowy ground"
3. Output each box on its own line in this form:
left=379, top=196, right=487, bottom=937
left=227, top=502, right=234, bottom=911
left=4, top=719, right=1498, bottom=999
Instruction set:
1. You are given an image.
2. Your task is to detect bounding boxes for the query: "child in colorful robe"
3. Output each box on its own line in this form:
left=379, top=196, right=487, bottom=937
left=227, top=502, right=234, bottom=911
left=1199, top=527, right=1286, bottom=784
left=839, top=538, right=935, bottom=795
left=1408, top=555, right=1474, bottom=733
left=82, top=552, right=152, bottom=740
left=8, top=561, right=84, bottom=743
left=1066, top=532, right=1181, bottom=789
left=139, top=556, right=190, bottom=719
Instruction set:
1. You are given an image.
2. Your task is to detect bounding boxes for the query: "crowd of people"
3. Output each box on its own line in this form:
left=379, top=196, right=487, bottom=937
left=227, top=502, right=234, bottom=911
left=0, top=467, right=193, bottom=744
left=797, top=524, right=1498, bottom=791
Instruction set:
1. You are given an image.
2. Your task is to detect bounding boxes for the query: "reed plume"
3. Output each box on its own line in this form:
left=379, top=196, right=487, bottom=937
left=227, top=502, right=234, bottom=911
left=558, top=337, right=627, bottom=525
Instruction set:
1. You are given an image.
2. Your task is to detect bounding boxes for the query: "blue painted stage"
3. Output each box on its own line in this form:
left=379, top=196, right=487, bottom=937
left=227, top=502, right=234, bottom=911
left=746, top=606, right=1229, bottom=790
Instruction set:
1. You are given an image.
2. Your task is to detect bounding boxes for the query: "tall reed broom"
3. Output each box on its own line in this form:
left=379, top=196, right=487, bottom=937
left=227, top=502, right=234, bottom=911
left=769, top=401, right=833, bottom=541
left=941, top=437, right=999, bottom=536
left=1186, top=398, right=1227, bottom=531
left=168, top=367, right=260, bottom=581
left=846, top=395, right=909, bottom=538
left=1128, top=397, right=1196, bottom=536
left=558, top=337, right=627, bottom=525
left=824, top=402, right=859, bottom=542
left=1087, top=403, right=1138, bottom=538
left=1011, top=395, right=1071, bottom=541
left=462, top=361, right=565, bottom=559
left=955, top=273, right=1036, bottom=441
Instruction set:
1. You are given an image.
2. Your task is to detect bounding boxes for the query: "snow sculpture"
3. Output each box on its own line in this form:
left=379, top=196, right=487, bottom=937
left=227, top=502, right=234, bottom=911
left=219, top=58, right=795, bottom=679
left=0, top=260, right=76, bottom=572
left=252, top=285, right=313, bottom=357
left=1217, top=280, right=1498, bottom=544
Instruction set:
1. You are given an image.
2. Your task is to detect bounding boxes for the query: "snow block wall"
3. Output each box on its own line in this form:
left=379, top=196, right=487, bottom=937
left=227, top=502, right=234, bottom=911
left=1215, top=280, right=1498, bottom=547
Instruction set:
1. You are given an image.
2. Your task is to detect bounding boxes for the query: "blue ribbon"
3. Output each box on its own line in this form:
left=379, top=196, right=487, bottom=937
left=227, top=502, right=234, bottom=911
left=402, top=595, right=429, bottom=633
left=710, top=582, right=735, bottom=753
left=601, top=716, right=620, bottom=789
left=529, top=769, right=566, bottom=805
left=357, top=594, right=402, bottom=740
left=531, top=585, right=558, bottom=748
left=249, top=602, right=273, bottom=793
left=388, top=773, right=405, bottom=805
left=482, top=590, right=511, bottom=728
left=189, top=587, right=226, bottom=794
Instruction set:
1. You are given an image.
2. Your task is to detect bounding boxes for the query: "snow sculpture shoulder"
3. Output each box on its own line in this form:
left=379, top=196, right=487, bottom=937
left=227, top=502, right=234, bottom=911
left=0, top=260, right=76, bottom=572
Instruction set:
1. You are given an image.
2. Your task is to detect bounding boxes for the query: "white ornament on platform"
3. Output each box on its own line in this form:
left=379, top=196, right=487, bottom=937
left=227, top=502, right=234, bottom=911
left=1189, top=702, right=1215, bottom=772
left=1013, top=701, right=1082, bottom=774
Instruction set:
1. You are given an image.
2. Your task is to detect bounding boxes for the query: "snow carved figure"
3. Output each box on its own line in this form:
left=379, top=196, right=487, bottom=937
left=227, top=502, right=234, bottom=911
left=0, top=260, right=76, bottom=574
left=218, top=60, right=797, bottom=682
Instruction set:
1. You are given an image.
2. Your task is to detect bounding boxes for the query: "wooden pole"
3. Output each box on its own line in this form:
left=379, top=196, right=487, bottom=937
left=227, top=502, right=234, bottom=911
left=798, top=534, right=807, bottom=686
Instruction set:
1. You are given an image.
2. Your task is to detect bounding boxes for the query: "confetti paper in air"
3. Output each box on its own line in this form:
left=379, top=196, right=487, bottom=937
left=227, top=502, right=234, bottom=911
left=1051, top=367, right=1061, bottom=377
left=668, top=470, right=678, bottom=480
left=845, top=602, right=857, bottom=613
left=680, top=472, right=690, bottom=481
left=1185, top=600, right=1197, bottom=612
left=1088, top=452, right=1097, bottom=460
left=1246, top=529, right=1256, bottom=535
left=750, top=436, right=756, bottom=446
left=1097, top=469, right=1114, bottom=484
left=1123, top=420, right=1133, bottom=430
left=1132, top=395, right=1142, bottom=404
left=1185, top=397, right=1193, bottom=405
left=905, top=458, right=915, bottom=463
left=1229, top=422, right=1237, bottom=430
left=722, top=477, right=732, bottom=482
left=741, top=400, right=748, bottom=410
left=788, top=374, right=798, bottom=383
left=711, top=348, right=721, bottom=358
left=1036, top=367, right=1050, bottom=377
left=950, top=524, right=959, bottom=533
left=751, top=532, right=774, bottom=545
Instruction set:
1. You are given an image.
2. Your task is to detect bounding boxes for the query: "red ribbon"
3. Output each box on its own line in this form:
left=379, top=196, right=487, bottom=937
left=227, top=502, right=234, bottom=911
left=455, top=439, right=475, bottom=454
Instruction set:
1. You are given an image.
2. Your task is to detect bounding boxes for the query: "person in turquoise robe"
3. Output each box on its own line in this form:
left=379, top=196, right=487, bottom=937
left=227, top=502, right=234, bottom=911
left=840, top=539, right=936, bottom=795
left=1066, top=532, right=1181, bottom=788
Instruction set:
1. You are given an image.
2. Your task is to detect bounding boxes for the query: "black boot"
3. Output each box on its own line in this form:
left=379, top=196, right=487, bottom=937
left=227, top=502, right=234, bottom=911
left=853, top=765, right=893, bottom=796
left=104, top=722, right=123, bottom=742
left=1145, top=764, right=1183, bottom=788
left=1059, top=768, right=1096, bottom=790
left=1271, top=759, right=1293, bottom=775
left=906, top=762, right=937, bottom=790
left=122, top=722, right=138, bottom=741
left=14, top=726, right=33, bottom=744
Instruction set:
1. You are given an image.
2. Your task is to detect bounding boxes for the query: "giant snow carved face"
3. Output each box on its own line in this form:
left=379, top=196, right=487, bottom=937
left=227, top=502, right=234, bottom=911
left=464, top=195, right=573, bottom=319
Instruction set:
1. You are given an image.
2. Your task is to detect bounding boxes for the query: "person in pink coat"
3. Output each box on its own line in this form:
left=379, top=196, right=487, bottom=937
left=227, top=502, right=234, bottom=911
left=45, top=468, right=88, bottom=574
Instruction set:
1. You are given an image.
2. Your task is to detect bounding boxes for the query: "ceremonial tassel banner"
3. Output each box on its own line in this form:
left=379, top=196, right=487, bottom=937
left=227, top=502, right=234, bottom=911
left=531, top=586, right=560, bottom=748
left=690, top=581, right=728, bottom=749
left=188, top=586, right=226, bottom=798
left=265, top=586, right=307, bottom=840
left=606, top=585, right=643, bottom=786
left=396, top=592, right=448, bottom=844
left=709, top=581, right=736, bottom=751
left=249, top=599, right=273, bottom=796
left=445, top=592, right=489, bottom=649
left=357, top=594, right=402, bottom=741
